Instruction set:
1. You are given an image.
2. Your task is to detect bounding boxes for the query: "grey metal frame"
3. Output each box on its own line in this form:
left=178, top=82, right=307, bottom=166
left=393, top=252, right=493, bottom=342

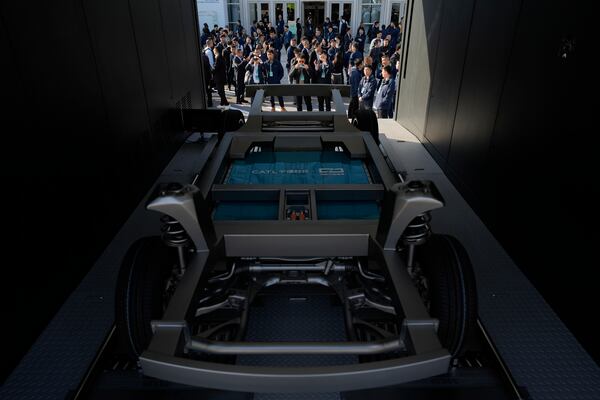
left=137, top=84, right=454, bottom=392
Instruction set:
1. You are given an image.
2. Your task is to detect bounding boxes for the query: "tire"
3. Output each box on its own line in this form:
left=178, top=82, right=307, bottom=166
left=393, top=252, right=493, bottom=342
left=220, top=109, right=245, bottom=140
left=352, top=109, right=379, bottom=144
left=115, top=237, right=174, bottom=360
left=417, top=234, right=478, bottom=357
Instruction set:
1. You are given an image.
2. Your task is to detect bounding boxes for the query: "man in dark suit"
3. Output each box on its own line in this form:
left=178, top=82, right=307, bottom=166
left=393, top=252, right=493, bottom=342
left=373, top=65, right=396, bottom=118
left=358, top=64, right=377, bottom=110
left=233, top=48, right=249, bottom=104
left=276, top=14, right=285, bottom=37
left=286, top=38, right=298, bottom=71
left=265, top=49, right=286, bottom=111
left=312, top=52, right=333, bottom=111
left=348, top=58, right=363, bottom=118
left=246, top=53, right=266, bottom=105
left=201, top=52, right=213, bottom=107
left=213, top=48, right=229, bottom=106
left=289, top=53, right=313, bottom=111
left=283, top=25, right=294, bottom=50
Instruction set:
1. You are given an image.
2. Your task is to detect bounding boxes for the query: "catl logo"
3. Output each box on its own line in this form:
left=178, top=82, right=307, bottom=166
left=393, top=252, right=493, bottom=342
left=251, top=169, right=309, bottom=174
left=319, top=168, right=345, bottom=176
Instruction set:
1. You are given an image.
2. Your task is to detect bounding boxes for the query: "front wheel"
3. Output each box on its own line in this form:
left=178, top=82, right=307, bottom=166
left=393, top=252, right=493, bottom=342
left=416, top=234, right=478, bottom=357
left=115, top=237, right=175, bottom=360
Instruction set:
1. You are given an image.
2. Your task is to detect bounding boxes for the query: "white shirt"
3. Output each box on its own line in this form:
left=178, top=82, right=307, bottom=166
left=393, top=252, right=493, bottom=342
left=204, top=47, right=215, bottom=69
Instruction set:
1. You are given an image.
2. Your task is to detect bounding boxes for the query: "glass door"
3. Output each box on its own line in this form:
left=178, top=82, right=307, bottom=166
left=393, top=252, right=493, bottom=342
left=286, top=2, right=296, bottom=23
left=330, top=2, right=351, bottom=33
left=259, top=3, right=270, bottom=23
left=391, top=1, right=407, bottom=25
left=360, top=0, right=381, bottom=34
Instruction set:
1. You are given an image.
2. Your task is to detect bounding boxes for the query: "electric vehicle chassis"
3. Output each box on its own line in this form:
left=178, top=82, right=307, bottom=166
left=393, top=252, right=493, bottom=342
left=115, top=85, right=478, bottom=393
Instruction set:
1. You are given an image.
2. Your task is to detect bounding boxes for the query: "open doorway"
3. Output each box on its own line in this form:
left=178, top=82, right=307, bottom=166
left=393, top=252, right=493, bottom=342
left=303, top=2, right=325, bottom=29
left=330, top=2, right=352, bottom=31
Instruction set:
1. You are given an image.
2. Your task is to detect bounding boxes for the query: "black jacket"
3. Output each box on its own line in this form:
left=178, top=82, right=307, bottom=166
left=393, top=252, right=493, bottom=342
left=233, top=56, right=248, bottom=83
left=312, top=61, right=332, bottom=84
left=246, top=62, right=266, bottom=84
left=289, top=62, right=311, bottom=84
left=265, top=60, right=284, bottom=84
left=213, top=55, right=227, bottom=85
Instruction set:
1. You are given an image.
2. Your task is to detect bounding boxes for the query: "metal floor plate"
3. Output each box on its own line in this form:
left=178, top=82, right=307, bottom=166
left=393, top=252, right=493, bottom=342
left=238, top=293, right=355, bottom=400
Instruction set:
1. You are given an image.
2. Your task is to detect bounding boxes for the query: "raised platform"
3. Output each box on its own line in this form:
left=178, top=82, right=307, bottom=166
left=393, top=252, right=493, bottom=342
left=2, top=121, right=599, bottom=400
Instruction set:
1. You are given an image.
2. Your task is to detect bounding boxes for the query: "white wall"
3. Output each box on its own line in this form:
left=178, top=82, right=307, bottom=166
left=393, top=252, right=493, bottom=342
left=197, top=0, right=227, bottom=28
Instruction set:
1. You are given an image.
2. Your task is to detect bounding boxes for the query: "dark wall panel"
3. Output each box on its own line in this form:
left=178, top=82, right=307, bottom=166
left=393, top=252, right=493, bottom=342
left=0, top=1, right=107, bottom=174
left=446, top=0, right=522, bottom=193
left=485, top=1, right=595, bottom=361
left=129, top=0, right=173, bottom=124
left=0, top=0, right=203, bottom=383
left=159, top=0, right=190, bottom=103
left=423, top=0, right=474, bottom=163
left=82, top=0, right=150, bottom=144
left=179, top=0, right=203, bottom=108
left=0, top=12, right=26, bottom=148
left=396, top=0, right=443, bottom=138
left=399, top=0, right=594, bottom=364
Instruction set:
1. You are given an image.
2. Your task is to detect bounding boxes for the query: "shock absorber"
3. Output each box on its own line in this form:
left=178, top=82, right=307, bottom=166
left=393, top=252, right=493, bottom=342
left=156, top=183, right=192, bottom=276
left=160, top=214, right=190, bottom=276
left=401, top=211, right=432, bottom=268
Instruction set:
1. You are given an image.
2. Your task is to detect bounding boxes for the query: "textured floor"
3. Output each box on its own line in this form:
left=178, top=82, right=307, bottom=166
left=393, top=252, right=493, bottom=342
left=379, top=120, right=600, bottom=400
left=238, top=293, right=356, bottom=400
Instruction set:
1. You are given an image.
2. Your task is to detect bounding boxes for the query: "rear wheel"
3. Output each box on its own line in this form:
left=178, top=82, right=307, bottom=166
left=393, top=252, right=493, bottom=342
left=352, top=109, right=379, bottom=144
left=220, top=109, right=245, bottom=140
left=416, top=234, right=478, bottom=357
left=115, top=237, right=174, bottom=360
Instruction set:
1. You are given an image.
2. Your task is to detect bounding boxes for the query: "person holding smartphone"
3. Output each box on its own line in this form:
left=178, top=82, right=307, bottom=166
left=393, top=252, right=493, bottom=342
left=289, top=54, right=312, bottom=111
left=313, top=52, right=333, bottom=111
left=245, top=53, right=265, bottom=104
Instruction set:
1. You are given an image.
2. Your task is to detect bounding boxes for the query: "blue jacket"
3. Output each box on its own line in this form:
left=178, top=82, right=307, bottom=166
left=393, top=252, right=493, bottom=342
left=389, top=27, right=400, bottom=49
left=373, top=78, right=396, bottom=111
left=376, top=64, right=397, bottom=80
left=284, top=31, right=294, bottom=47
left=326, top=30, right=336, bottom=43
left=327, top=46, right=340, bottom=62
left=265, top=60, right=284, bottom=84
left=305, top=22, right=314, bottom=38
left=349, top=67, right=363, bottom=97
left=358, top=75, right=377, bottom=108
left=344, top=50, right=352, bottom=69
left=286, top=45, right=297, bottom=69
left=277, top=19, right=285, bottom=35
left=350, top=51, right=363, bottom=65
left=342, top=33, right=353, bottom=51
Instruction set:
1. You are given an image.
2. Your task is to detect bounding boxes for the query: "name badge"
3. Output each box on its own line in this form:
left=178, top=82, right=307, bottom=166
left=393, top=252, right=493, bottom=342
left=269, top=71, right=274, bottom=77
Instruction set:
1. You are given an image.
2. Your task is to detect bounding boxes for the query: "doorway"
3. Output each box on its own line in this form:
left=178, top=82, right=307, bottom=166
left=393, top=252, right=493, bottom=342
left=330, top=2, right=352, bottom=30
left=303, top=2, right=325, bottom=29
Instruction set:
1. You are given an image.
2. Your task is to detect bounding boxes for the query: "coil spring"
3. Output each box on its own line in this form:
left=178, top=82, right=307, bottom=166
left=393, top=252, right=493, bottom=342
left=401, top=212, right=432, bottom=246
left=160, top=215, right=190, bottom=248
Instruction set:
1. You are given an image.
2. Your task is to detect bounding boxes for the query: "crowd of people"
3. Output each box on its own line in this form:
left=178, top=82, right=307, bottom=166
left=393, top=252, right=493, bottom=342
left=200, top=15, right=404, bottom=118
